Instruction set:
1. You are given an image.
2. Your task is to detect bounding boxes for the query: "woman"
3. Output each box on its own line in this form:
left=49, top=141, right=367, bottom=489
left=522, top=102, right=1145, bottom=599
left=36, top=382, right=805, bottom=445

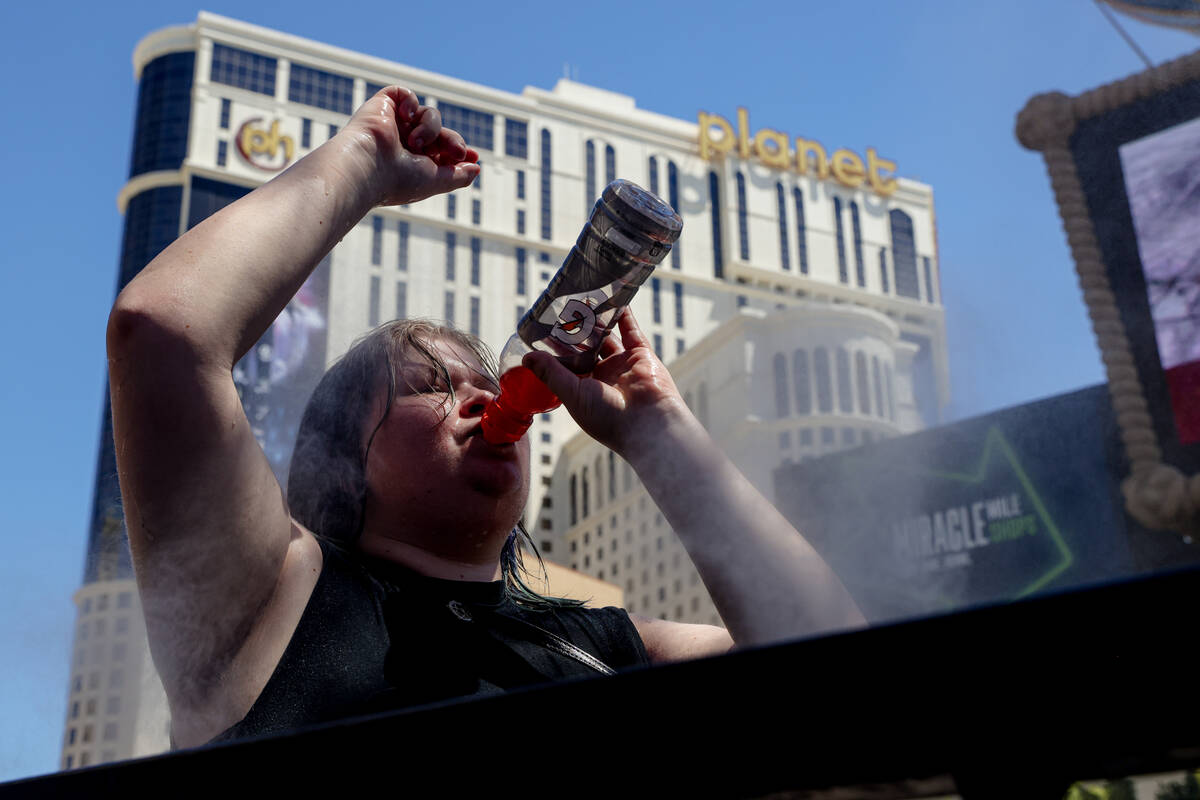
left=107, top=86, right=864, bottom=748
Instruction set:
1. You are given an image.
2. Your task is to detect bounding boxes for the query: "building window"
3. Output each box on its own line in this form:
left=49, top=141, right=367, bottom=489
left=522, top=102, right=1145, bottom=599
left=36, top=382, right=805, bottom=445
left=709, top=172, right=724, bottom=279
left=833, top=197, right=848, bottom=283
left=673, top=282, right=684, bottom=328
left=605, top=144, right=616, bottom=185
left=855, top=352, right=871, bottom=414
left=582, top=467, right=590, bottom=519
left=210, top=44, right=275, bottom=96
left=516, top=208, right=526, bottom=235
left=447, top=194, right=457, bottom=220
left=103, top=723, right=119, bottom=742
left=515, top=247, right=527, bottom=295
left=397, top=220, right=409, bottom=272
left=648, top=156, right=659, bottom=195
left=872, top=357, right=885, bottom=418
left=586, top=140, right=597, bottom=211
left=219, top=98, right=231, bottom=130
left=845, top=201, right=864, bottom=289
left=821, top=427, right=835, bottom=445
left=842, top=427, right=857, bottom=446
left=735, top=172, right=749, bottom=261
left=890, top=209, right=919, bottom=299
left=301, top=118, right=312, bottom=149
left=677, top=338, right=686, bottom=356
left=608, top=452, right=616, bottom=501
left=794, top=350, right=812, bottom=415
left=516, top=170, right=525, bottom=199
left=470, top=237, right=481, bottom=286
left=396, top=282, right=408, bottom=319
left=779, top=430, right=792, bottom=449
left=836, top=347, right=853, bottom=414
left=773, top=353, right=789, bottom=419
left=131, top=51, right=195, bottom=178
left=653, top=334, right=663, bottom=358
left=924, top=256, right=936, bottom=304
left=433, top=102, right=494, bottom=151
left=698, top=382, right=709, bottom=429
left=651, top=278, right=662, bottom=323
left=505, top=119, right=528, bottom=159
left=776, top=183, right=790, bottom=271
left=885, top=364, right=896, bottom=420
left=800, top=428, right=813, bottom=446
left=328, top=123, right=338, bottom=139
left=668, top=162, right=681, bottom=270
left=814, top=348, right=833, bottom=413
left=445, top=232, right=456, bottom=280
left=471, top=198, right=481, bottom=226
left=369, top=275, right=381, bottom=327
left=216, top=140, right=227, bottom=167
left=570, top=474, right=578, bottom=525
left=444, top=291, right=455, bottom=325
left=371, top=216, right=383, bottom=265
left=792, top=187, right=809, bottom=275
left=288, top=63, right=353, bottom=114
left=540, top=130, right=552, bottom=241
left=879, top=247, right=889, bottom=293
left=470, top=296, right=481, bottom=336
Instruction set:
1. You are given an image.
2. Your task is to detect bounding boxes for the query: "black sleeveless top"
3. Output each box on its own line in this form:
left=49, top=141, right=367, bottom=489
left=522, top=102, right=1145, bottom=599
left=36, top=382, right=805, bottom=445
left=211, top=539, right=649, bottom=743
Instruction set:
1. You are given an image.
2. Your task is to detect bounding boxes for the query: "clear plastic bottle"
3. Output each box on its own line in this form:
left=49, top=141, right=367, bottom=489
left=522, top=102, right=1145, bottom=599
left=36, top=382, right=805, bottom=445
left=481, top=179, right=683, bottom=444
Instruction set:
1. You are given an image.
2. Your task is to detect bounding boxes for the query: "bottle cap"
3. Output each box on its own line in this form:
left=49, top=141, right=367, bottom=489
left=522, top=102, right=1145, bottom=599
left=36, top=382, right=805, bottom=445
left=601, top=180, right=683, bottom=244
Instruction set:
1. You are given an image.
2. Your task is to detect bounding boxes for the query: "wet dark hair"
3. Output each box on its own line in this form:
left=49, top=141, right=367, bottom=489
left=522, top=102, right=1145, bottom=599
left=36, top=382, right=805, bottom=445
left=287, top=318, right=581, bottom=610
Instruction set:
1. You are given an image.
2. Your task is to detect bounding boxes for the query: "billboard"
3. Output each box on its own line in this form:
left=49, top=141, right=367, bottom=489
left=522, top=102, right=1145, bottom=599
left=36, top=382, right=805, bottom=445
left=1119, top=116, right=1200, bottom=444
left=234, top=255, right=331, bottom=486
left=773, top=385, right=1200, bottom=624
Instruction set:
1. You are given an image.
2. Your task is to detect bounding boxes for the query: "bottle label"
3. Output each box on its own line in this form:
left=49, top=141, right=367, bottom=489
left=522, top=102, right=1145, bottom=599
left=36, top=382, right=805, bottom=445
left=521, top=263, right=650, bottom=372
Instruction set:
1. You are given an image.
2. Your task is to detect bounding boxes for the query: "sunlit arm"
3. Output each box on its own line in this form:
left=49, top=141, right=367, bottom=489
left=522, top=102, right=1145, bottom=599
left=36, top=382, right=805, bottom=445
left=525, top=311, right=866, bottom=655
left=620, top=404, right=867, bottom=648
left=103, top=87, right=479, bottom=744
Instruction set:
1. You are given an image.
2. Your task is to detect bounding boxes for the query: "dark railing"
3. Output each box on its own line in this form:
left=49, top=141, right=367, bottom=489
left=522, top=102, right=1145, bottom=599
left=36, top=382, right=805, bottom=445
left=4, top=564, right=1198, bottom=799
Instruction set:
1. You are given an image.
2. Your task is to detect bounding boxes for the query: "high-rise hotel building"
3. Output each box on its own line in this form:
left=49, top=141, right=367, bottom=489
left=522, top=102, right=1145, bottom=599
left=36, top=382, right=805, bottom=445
left=67, top=12, right=947, bottom=768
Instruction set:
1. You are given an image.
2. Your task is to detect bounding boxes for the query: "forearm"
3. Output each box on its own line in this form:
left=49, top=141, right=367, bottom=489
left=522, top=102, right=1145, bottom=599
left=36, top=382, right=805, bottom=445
left=112, top=138, right=378, bottom=368
left=623, top=407, right=866, bottom=647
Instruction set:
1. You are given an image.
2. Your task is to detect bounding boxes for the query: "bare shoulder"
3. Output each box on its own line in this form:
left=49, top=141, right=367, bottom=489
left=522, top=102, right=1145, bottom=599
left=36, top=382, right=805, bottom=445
left=627, top=613, right=735, bottom=665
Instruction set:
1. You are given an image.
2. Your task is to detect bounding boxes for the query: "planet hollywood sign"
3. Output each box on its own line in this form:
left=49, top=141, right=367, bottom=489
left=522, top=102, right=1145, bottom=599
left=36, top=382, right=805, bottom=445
left=698, top=108, right=899, bottom=197
left=236, top=118, right=295, bottom=172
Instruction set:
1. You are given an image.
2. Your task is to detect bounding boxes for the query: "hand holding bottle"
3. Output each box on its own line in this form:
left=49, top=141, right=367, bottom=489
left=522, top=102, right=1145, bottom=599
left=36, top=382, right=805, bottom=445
left=521, top=310, right=691, bottom=459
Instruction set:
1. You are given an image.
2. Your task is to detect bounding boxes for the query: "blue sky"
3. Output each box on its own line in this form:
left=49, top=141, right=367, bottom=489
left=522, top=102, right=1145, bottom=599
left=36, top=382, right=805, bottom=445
left=1, top=0, right=1197, bottom=783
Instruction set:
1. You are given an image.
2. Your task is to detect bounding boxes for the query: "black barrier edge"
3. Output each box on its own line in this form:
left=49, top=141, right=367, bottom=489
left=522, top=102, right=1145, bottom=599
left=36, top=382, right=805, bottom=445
left=5, top=564, right=1198, bottom=799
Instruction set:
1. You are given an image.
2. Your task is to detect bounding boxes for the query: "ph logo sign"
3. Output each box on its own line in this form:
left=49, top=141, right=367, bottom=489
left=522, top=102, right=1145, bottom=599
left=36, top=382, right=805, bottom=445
left=236, top=118, right=294, bottom=171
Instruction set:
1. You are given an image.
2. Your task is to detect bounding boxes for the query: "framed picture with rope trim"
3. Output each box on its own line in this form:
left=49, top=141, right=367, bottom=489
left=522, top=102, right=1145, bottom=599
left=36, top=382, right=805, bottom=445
left=1017, top=48, right=1200, bottom=538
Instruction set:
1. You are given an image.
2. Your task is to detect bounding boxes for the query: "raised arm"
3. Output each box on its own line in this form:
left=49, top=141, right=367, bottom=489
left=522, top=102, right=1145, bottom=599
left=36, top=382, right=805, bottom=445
left=107, top=87, right=478, bottom=740
left=524, top=311, right=865, bottom=657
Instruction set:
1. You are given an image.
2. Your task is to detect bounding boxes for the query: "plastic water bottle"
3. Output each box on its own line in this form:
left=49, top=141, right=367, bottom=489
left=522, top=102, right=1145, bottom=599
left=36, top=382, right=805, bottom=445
left=480, top=179, right=683, bottom=444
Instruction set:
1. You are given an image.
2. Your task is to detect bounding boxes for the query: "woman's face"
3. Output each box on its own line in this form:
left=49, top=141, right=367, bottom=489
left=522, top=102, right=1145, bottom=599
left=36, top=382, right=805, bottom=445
left=361, top=337, right=531, bottom=548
